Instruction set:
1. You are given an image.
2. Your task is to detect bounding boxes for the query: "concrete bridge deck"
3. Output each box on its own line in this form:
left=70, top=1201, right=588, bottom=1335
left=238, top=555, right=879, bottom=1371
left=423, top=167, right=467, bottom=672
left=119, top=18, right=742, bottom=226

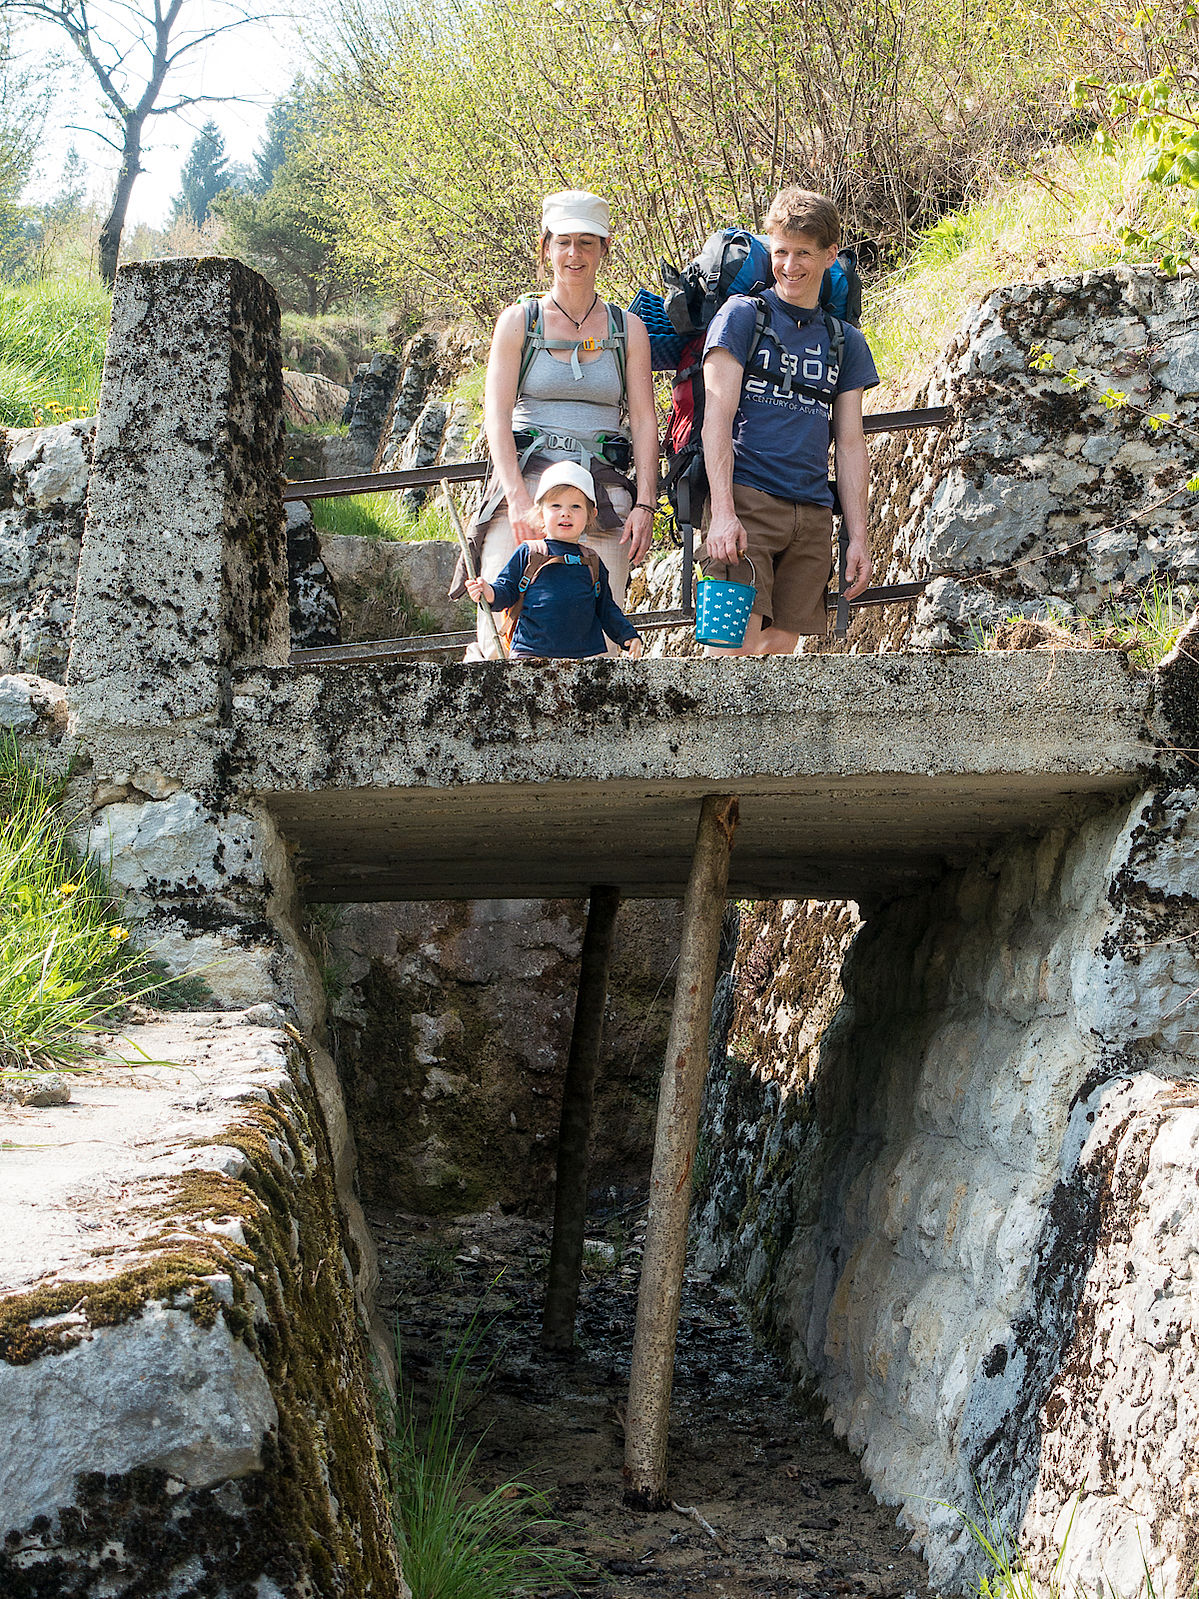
left=233, top=652, right=1156, bottom=903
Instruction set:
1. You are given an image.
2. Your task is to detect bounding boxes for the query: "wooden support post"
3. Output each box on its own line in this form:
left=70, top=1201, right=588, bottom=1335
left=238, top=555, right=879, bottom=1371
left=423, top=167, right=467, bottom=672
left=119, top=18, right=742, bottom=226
left=542, top=885, right=623, bottom=1352
left=623, top=795, right=739, bottom=1509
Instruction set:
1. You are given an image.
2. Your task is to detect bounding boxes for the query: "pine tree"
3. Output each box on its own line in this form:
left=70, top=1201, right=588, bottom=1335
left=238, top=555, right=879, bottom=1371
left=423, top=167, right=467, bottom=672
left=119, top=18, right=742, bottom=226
left=172, top=120, right=232, bottom=227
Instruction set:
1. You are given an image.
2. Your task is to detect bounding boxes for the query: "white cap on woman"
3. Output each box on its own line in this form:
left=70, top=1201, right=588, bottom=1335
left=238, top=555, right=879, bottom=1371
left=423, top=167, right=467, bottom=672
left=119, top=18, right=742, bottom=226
left=541, top=191, right=610, bottom=239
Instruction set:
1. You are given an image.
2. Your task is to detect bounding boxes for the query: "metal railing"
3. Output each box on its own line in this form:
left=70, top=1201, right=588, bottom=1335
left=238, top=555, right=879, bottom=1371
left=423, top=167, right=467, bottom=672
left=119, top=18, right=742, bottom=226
left=285, top=405, right=952, bottom=663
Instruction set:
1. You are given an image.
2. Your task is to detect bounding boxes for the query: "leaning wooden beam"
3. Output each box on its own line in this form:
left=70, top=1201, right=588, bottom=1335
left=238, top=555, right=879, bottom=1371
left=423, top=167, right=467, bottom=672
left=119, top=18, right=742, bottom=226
left=542, top=885, right=623, bottom=1353
left=623, top=794, right=739, bottom=1509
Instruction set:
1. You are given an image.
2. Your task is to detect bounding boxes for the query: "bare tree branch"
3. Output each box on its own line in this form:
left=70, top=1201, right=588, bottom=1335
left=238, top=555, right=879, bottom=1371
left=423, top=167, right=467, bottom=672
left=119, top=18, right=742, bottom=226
left=2, top=0, right=267, bottom=283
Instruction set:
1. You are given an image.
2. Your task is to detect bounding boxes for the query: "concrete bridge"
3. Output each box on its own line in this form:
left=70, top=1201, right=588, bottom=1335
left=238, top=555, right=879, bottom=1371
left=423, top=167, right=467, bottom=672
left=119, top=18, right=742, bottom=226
left=59, top=255, right=1182, bottom=1518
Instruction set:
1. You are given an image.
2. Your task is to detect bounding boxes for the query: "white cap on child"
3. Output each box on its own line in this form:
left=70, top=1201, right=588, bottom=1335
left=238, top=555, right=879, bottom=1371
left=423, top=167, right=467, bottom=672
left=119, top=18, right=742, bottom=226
left=534, top=462, right=596, bottom=503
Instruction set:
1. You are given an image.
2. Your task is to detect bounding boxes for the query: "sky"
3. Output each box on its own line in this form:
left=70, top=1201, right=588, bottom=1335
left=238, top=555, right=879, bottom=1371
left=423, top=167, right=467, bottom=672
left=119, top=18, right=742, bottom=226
left=18, top=2, right=307, bottom=228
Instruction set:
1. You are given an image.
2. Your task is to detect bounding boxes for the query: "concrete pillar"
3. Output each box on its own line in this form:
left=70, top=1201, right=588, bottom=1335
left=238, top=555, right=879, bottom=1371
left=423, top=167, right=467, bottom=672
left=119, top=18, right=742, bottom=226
left=624, top=795, right=739, bottom=1509
left=69, top=257, right=289, bottom=734
left=65, top=258, right=318, bottom=1028
left=543, top=885, right=622, bottom=1352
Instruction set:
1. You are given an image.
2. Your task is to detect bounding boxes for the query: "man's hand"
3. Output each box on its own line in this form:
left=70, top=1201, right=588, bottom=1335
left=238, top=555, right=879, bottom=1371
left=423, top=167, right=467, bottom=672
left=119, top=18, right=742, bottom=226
left=621, top=504, right=654, bottom=564
left=705, top=510, right=748, bottom=568
left=842, top=539, right=873, bottom=600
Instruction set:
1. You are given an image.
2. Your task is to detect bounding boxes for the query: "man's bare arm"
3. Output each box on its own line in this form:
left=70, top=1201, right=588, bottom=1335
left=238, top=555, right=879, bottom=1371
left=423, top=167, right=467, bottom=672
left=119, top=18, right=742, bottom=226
left=701, top=348, right=748, bottom=565
left=832, top=388, right=872, bottom=599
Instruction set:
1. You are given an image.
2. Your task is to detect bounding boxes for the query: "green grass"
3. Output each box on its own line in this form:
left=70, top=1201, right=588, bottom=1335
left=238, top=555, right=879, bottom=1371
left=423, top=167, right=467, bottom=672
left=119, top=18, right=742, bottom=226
left=387, top=1310, right=589, bottom=1599
left=311, top=489, right=456, bottom=544
left=0, top=738, right=145, bottom=1075
left=863, top=138, right=1196, bottom=392
left=0, top=277, right=110, bottom=427
left=969, top=580, right=1191, bottom=668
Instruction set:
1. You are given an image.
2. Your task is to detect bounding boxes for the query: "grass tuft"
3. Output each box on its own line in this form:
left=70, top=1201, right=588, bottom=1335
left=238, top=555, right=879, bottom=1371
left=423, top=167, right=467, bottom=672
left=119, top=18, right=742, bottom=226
left=0, top=277, right=110, bottom=427
left=968, top=581, right=1191, bottom=668
left=311, top=490, right=454, bottom=545
left=387, top=1306, right=589, bottom=1599
left=0, top=737, right=202, bottom=1079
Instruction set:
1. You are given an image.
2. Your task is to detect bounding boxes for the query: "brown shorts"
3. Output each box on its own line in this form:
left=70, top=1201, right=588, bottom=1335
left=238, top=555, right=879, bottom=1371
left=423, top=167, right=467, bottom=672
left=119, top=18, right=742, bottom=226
left=698, top=484, right=833, bottom=637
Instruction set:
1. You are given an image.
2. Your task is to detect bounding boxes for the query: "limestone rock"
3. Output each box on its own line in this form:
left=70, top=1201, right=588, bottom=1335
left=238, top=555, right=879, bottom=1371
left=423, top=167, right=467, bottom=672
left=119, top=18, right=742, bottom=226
left=856, top=268, right=1199, bottom=653
left=0, top=1017, right=401, bottom=1595
left=281, top=367, right=349, bottom=428
left=6, top=1074, right=72, bottom=1107
left=0, top=419, right=93, bottom=681
left=287, top=500, right=341, bottom=650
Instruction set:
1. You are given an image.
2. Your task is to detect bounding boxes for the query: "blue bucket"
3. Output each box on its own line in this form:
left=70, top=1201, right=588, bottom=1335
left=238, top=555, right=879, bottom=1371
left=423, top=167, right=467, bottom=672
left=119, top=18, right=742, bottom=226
left=695, top=558, right=757, bottom=648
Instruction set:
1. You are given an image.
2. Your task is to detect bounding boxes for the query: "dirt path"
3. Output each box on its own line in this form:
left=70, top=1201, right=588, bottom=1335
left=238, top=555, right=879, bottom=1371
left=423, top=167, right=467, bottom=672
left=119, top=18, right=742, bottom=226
left=370, top=1204, right=935, bottom=1599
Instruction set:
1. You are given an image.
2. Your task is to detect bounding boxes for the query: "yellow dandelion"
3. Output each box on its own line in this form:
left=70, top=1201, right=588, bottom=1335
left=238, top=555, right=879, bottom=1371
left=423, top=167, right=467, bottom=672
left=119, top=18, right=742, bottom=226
left=58, top=882, right=81, bottom=897
left=108, top=926, right=130, bottom=942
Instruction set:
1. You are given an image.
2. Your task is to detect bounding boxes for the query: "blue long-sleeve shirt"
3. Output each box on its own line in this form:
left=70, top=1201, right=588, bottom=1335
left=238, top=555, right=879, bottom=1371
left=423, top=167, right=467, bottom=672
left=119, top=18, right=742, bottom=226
left=489, top=540, right=640, bottom=659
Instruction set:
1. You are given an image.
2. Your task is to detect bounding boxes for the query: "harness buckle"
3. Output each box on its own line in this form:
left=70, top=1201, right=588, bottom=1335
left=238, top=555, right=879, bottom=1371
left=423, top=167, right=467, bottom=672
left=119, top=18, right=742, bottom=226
left=581, top=338, right=599, bottom=353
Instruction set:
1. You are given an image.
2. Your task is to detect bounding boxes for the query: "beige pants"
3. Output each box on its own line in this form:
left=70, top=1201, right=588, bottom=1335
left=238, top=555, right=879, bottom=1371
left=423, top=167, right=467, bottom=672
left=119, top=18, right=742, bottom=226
left=466, top=481, right=632, bottom=660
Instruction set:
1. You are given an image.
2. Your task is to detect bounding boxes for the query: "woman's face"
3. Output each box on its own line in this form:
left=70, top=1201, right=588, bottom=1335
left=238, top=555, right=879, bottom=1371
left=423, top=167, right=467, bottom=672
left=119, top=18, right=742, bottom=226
left=546, top=230, right=607, bottom=285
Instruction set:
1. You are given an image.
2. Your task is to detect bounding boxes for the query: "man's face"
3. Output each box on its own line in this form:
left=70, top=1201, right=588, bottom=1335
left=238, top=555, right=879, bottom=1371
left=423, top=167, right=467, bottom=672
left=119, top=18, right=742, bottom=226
left=768, top=229, right=839, bottom=308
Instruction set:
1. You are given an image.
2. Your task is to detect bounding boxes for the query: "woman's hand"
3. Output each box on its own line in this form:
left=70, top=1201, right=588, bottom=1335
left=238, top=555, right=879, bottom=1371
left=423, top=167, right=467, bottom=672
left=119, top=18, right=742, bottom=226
left=508, top=494, right=542, bottom=545
left=620, top=503, right=654, bottom=565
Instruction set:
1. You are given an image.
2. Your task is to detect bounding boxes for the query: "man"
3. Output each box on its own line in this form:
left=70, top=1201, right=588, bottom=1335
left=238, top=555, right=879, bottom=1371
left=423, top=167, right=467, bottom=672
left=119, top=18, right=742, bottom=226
left=700, top=189, right=879, bottom=655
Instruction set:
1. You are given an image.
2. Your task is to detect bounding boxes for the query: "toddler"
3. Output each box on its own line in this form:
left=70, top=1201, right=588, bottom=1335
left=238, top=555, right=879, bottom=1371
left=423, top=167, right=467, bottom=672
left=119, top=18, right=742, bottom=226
left=466, top=463, right=644, bottom=660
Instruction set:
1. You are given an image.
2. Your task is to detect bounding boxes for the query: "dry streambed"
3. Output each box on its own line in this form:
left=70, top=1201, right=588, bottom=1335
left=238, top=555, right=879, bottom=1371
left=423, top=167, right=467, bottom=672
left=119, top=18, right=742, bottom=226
left=370, top=1206, right=935, bottom=1599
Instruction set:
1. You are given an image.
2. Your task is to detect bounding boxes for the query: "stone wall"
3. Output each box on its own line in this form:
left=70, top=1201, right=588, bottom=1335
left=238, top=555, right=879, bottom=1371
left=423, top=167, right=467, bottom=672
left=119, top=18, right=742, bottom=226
left=835, top=265, right=1199, bottom=654
left=0, top=1014, right=401, bottom=1597
left=690, top=265, right=1199, bottom=1593
left=694, top=636, right=1199, bottom=1593
left=326, top=896, right=681, bottom=1214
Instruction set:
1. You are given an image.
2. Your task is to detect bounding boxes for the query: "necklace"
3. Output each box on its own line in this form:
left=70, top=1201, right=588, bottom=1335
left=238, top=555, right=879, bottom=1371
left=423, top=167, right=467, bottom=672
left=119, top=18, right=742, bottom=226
left=549, top=292, right=598, bottom=331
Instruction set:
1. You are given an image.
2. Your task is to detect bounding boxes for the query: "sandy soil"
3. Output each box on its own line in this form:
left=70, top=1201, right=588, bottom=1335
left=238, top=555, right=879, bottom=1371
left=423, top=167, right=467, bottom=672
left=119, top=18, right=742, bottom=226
left=370, top=1203, right=936, bottom=1599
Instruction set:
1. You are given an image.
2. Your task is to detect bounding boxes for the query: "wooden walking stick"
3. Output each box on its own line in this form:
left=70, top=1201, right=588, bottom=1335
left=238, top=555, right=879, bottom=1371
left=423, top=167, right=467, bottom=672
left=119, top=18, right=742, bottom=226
left=442, top=478, right=506, bottom=659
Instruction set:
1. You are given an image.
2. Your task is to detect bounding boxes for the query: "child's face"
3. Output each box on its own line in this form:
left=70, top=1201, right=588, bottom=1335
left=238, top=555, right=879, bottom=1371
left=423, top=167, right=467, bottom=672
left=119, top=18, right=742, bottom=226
left=539, top=488, right=591, bottom=542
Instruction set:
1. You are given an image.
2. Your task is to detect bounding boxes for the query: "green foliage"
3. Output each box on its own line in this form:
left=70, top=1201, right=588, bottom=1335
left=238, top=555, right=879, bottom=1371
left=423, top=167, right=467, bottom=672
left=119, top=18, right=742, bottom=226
left=387, top=1311, right=589, bottom=1599
left=0, top=739, right=143, bottom=1074
left=864, top=136, right=1194, bottom=385
left=969, top=581, right=1191, bottom=666
left=215, top=85, right=353, bottom=316
left=173, top=119, right=237, bottom=228
left=280, top=310, right=391, bottom=383
left=0, top=277, right=110, bottom=426
left=315, top=0, right=1093, bottom=321
left=1068, top=0, right=1199, bottom=270
left=311, top=490, right=449, bottom=547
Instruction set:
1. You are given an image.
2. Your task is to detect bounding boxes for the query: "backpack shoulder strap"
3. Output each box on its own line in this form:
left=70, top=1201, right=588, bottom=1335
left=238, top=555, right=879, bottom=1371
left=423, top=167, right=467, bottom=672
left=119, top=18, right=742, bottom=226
left=516, top=297, right=542, bottom=399
left=578, top=544, right=602, bottom=590
left=606, top=303, right=627, bottom=404
left=822, top=310, right=846, bottom=386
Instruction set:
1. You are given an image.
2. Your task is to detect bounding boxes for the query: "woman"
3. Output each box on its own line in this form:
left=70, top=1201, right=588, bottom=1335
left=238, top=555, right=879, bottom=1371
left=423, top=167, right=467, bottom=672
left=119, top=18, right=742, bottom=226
left=459, top=189, right=658, bottom=658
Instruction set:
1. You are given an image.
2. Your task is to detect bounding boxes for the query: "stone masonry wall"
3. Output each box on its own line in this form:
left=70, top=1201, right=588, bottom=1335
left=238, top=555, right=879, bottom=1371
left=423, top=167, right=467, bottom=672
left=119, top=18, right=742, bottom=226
left=326, top=897, right=681, bottom=1215
left=842, top=265, right=1199, bottom=654
left=0, top=1014, right=401, bottom=1597
left=695, top=645, right=1199, bottom=1591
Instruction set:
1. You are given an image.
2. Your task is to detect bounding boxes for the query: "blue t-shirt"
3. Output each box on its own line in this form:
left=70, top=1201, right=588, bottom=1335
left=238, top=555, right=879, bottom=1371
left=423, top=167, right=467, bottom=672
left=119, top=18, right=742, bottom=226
left=489, top=539, right=640, bottom=658
left=703, top=288, right=879, bottom=507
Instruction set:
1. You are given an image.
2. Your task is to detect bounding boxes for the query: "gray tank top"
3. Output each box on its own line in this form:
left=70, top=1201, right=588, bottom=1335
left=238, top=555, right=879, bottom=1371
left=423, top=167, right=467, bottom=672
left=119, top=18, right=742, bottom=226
left=513, top=345, right=623, bottom=456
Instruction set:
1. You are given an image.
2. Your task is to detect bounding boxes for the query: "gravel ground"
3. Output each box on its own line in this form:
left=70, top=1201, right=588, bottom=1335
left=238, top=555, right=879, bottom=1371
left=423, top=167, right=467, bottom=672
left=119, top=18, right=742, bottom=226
left=370, top=1203, right=937, bottom=1599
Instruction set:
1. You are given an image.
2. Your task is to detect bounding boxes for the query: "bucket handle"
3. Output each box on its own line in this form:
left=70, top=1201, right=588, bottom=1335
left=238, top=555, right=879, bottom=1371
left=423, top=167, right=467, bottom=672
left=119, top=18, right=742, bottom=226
left=697, top=555, right=757, bottom=587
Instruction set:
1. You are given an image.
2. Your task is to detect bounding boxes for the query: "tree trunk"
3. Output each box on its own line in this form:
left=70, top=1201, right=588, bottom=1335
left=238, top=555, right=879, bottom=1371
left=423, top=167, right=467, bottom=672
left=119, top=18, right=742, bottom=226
left=542, top=885, right=622, bottom=1352
left=623, top=795, right=739, bottom=1509
left=98, top=113, right=146, bottom=288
